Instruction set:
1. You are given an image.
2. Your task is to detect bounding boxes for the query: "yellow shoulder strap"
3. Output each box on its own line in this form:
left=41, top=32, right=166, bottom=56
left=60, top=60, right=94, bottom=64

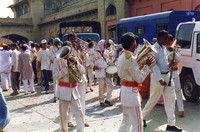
left=125, top=51, right=132, bottom=59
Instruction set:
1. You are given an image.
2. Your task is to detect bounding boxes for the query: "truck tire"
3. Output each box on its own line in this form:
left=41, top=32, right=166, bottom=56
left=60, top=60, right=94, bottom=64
left=181, top=74, right=199, bottom=102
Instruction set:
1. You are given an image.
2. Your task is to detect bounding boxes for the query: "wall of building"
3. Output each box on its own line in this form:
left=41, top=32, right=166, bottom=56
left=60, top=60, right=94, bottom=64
left=2, top=0, right=200, bottom=43
left=130, top=0, right=200, bottom=16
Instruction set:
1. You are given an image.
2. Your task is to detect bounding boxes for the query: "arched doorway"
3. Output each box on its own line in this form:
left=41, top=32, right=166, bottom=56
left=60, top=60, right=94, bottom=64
left=1, top=34, right=28, bottom=43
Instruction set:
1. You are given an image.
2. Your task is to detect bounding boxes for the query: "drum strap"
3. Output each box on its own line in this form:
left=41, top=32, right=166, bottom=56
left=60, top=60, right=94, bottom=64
left=98, top=51, right=108, bottom=64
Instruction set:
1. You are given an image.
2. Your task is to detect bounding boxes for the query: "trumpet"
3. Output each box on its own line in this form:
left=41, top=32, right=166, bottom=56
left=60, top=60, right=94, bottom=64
left=113, top=43, right=123, bottom=50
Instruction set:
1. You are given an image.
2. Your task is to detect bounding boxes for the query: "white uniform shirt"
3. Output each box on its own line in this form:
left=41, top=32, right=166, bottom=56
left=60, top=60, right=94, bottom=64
left=117, top=50, right=150, bottom=107
left=0, top=50, right=12, bottom=73
left=152, top=42, right=169, bottom=81
left=49, top=45, right=59, bottom=61
left=53, top=58, right=84, bottom=101
left=11, top=49, right=20, bottom=72
left=117, top=50, right=149, bottom=83
left=88, top=47, right=95, bottom=67
left=94, top=51, right=110, bottom=78
left=37, top=49, right=51, bottom=70
left=168, top=51, right=181, bottom=78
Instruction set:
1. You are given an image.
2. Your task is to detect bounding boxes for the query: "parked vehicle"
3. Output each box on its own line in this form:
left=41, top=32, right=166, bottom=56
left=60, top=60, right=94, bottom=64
left=176, top=20, right=200, bottom=102
left=61, top=33, right=100, bottom=43
left=117, top=10, right=200, bottom=43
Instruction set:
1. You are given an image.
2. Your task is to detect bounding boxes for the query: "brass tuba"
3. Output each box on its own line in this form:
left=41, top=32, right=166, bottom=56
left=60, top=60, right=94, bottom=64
left=136, top=39, right=157, bottom=68
left=56, top=46, right=82, bottom=83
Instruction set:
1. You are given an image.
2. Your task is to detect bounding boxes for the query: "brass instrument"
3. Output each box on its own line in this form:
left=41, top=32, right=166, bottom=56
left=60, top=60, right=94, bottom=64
left=56, top=46, right=82, bottom=83
left=136, top=39, right=157, bottom=68
left=113, top=43, right=123, bottom=50
left=76, top=37, right=90, bottom=52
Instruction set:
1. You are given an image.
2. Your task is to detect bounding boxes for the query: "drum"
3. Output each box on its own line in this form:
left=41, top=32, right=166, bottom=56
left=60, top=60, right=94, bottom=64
left=138, top=74, right=150, bottom=99
left=106, top=65, right=118, bottom=78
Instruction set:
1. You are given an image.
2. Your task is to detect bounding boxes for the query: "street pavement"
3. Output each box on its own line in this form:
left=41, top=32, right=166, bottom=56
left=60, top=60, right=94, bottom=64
left=2, top=83, right=200, bottom=132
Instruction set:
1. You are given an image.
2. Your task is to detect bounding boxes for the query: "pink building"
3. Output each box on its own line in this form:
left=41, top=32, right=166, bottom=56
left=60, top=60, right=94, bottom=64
left=129, top=0, right=200, bottom=16
left=106, top=0, right=200, bottom=41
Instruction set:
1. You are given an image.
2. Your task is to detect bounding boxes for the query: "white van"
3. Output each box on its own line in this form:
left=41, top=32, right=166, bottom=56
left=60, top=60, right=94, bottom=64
left=176, top=21, right=200, bottom=102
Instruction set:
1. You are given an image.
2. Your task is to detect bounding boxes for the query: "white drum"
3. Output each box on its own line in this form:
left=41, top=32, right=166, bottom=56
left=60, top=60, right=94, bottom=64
left=106, top=65, right=118, bottom=78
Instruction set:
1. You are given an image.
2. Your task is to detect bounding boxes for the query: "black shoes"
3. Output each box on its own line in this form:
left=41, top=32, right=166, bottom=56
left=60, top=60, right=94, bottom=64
left=10, top=92, right=19, bottom=96
left=104, top=100, right=113, bottom=106
left=143, top=120, right=147, bottom=127
left=166, top=125, right=182, bottom=131
left=53, top=97, right=57, bottom=103
left=100, top=103, right=105, bottom=106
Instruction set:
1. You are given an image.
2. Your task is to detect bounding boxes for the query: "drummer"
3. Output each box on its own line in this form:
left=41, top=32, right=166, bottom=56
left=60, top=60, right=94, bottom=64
left=94, top=39, right=114, bottom=106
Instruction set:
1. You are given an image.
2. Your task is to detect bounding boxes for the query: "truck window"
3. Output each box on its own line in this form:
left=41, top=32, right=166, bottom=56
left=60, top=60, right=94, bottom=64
left=177, top=24, right=195, bottom=49
left=197, top=34, right=200, bottom=53
left=156, top=24, right=168, bottom=34
left=118, top=27, right=127, bottom=38
left=136, top=26, right=145, bottom=35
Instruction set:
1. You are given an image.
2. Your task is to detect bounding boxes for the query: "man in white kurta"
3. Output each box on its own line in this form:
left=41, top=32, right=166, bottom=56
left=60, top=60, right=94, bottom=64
left=10, top=44, right=20, bottom=95
left=117, top=32, right=150, bottom=132
left=0, top=46, right=12, bottom=91
left=142, top=30, right=182, bottom=131
left=53, top=46, right=84, bottom=132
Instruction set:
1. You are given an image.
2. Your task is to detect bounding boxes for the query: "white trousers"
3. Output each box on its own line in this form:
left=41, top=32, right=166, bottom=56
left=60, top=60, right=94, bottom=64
left=22, top=79, right=35, bottom=94
left=59, top=99, right=84, bottom=132
left=142, top=73, right=176, bottom=126
left=8, top=72, right=11, bottom=87
left=173, top=76, right=184, bottom=112
left=87, top=68, right=94, bottom=88
left=0, top=73, right=10, bottom=90
left=69, top=82, right=87, bottom=123
left=118, top=106, right=143, bottom=132
left=98, top=78, right=114, bottom=103
left=53, top=78, right=58, bottom=97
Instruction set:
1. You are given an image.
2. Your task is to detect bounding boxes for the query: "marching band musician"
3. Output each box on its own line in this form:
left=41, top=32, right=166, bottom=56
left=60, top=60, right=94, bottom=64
left=94, top=39, right=114, bottom=106
left=117, top=32, right=152, bottom=132
left=53, top=46, right=85, bottom=132
left=49, top=38, right=62, bottom=102
left=67, top=34, right=90, bottom=127
left=142, top=30, right=182, bottom=131
left=68, top=33, right=79, bottom=55
left=86, top=41, right=96, bottom=92
left=167, top=34, right=184, bottom=117
left=70, top=39, right=90, bottom=127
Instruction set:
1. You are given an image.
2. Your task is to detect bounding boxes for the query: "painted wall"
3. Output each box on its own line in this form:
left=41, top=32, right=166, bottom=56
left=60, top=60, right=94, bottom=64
left=130, top=0, right=200, bottom=16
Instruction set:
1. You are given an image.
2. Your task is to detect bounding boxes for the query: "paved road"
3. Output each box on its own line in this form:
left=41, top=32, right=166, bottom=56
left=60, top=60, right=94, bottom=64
left=2, top=84, right=200, bottom=132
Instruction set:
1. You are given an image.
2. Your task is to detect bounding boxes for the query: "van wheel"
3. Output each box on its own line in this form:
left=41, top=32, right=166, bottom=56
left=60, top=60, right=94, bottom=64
left=181, top=74, right=199, bottom=102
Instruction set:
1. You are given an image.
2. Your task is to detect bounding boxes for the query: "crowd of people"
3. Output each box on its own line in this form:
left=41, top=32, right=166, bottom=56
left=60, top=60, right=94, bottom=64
left=0, top=30, right=185, bottom=132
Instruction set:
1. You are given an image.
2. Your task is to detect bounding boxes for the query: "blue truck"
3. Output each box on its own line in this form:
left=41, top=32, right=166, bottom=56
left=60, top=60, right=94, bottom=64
left=117, top=10, right=200, bottom=43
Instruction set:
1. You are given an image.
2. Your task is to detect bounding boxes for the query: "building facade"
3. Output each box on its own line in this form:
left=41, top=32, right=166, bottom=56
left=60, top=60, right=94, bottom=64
left=0, top=0, right=199, bottom=43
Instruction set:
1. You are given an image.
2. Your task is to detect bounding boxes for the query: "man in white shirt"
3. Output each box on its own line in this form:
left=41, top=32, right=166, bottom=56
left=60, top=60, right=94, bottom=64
left=37, top=39, right=51, bottom=93
left=142, top=30, right=182, bottom=131
left=0, top=45, right=12, bottom=91
left=10, top=44, right=21, bottom=95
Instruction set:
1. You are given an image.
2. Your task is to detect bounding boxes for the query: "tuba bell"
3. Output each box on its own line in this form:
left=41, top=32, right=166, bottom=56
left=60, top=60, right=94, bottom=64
left=136, top=39, right=157, bottom=68
left=56, top=46, right=82, bottom=83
